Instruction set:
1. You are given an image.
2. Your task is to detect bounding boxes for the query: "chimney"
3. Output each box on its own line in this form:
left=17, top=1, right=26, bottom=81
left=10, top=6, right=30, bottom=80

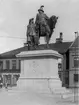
left=60, top=32, right=63, bottom=39
left=56, top=32, right=63, bottom=43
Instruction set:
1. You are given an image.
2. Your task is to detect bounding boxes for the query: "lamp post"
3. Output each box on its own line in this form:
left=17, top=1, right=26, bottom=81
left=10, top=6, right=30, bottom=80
left=74, top=31, right=78, bottom=103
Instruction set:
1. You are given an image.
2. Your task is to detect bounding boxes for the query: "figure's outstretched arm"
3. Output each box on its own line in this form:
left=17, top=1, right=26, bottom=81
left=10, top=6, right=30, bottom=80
left=45, top=14, right=49, bottom=20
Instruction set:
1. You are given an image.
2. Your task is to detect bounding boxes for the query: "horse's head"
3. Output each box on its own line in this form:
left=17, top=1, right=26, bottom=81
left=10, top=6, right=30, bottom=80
left=47, top=15, right=58, bottom=39
left=51, top=15, right=58, bottom=20
left=49, top=15, right=58, bottom=29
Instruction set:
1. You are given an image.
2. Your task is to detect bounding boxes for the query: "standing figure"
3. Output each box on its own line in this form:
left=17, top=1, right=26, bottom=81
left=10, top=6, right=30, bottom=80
left=27, top=18, right=37, bottom=47
left=35, top=5, right=50, bottom=36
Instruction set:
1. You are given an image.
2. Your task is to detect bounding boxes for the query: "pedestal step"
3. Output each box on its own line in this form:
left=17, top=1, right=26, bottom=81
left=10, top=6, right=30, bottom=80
left=16, top=78, right=71, bottom=94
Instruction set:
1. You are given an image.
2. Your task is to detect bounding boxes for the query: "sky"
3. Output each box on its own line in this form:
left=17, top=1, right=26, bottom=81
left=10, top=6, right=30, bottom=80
left=0, top=0, right=79, bottom=53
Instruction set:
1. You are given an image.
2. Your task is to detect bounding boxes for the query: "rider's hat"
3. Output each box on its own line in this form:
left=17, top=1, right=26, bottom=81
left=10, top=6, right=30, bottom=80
left=38, top=5, right=44, bottom=12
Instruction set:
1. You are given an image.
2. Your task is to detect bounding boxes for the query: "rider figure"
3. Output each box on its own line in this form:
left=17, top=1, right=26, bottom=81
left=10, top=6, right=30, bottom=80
left=27, top=18, right=36, bottom=45
left=35, top=5, right=50, bottom=35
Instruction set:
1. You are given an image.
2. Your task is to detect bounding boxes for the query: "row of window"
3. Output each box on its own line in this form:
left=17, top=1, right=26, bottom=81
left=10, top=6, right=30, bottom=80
left=6, top=60, right=16, bottom=69
left=0, top=60, right=19, bottom=70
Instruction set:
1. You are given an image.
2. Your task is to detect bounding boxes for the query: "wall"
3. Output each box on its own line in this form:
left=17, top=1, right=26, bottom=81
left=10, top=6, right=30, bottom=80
left=69, top=48, right=79, bottom=87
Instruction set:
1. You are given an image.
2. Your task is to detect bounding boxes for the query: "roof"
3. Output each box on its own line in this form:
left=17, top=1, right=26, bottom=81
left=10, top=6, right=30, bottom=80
left=69, top=35, right=79, bottom=48
left=0, top=42, right=72, bottom=59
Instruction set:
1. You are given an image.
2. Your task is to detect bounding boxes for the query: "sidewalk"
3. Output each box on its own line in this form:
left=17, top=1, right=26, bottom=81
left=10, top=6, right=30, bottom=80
left=0, top=88, right=78, bottom=105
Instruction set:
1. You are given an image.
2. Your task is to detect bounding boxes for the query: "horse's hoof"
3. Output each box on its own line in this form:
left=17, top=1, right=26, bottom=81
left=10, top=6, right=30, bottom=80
left=46, top=44, right=49, bottom=48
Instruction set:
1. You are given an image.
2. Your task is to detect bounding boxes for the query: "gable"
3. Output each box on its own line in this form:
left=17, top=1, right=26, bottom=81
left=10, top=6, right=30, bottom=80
left=70, top=36, right=79, bottom=48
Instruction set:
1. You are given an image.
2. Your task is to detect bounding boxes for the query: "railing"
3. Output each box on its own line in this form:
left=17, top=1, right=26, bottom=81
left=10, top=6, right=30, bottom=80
left=0, top=69, right=20, bottom=73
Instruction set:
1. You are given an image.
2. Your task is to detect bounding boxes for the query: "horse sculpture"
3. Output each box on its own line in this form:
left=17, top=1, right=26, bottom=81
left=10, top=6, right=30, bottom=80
left=39, top=15, right=58, bottom=46
left=27, top=15, right=58, bottom=49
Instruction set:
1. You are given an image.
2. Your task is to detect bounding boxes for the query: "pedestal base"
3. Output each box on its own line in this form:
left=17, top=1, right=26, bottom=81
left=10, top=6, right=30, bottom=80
left=17, top=77, right=63, bottom=93
left=16, top=50, right=69, bottom=94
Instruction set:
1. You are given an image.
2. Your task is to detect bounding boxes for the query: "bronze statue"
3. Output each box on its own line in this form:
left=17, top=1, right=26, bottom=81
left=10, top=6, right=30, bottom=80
left=26, top=6, right=58, bottom=49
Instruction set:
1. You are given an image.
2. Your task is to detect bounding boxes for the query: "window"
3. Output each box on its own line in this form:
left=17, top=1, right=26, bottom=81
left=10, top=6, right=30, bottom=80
left=12, top=60, right=16, bottom=69
left=74, top=57, right=79, bottom=68
left=65, top=77, right=69, bottom=85
left=74, top=74, right=79, bottom=82
left=6, top=60, right=10, bottom=69
left=58, top=63, right=62, bottom=69
left=0, top=61, right=3, bottom=70
left=19, top=60, right=21, bottom=69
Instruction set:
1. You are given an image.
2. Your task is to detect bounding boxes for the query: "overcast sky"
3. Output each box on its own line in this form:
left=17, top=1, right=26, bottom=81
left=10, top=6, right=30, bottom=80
left=0, top=0, right=79, bottom=53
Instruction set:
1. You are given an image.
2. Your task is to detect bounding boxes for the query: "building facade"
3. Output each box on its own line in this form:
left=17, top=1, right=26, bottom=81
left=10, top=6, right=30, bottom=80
left=59, top=36, right=79, bottom=88
left=69, top=36, right=79, bottom=88
left=0, top=58, right=20, bottom=87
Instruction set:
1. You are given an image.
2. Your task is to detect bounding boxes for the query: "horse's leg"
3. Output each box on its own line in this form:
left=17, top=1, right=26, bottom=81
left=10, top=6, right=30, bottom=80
left=27, top=41, right=30, bottom=50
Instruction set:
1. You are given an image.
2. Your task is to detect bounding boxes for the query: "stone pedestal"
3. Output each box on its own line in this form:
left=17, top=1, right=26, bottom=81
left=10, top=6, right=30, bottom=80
left=16, top=50, right=64, bottom=93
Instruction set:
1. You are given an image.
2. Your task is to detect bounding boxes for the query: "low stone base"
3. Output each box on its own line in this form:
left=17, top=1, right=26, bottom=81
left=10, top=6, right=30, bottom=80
left=17, top=77, right=66, bottom=93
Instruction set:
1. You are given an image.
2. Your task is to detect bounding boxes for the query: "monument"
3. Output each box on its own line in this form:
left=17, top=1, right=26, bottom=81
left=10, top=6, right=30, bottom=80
left=16, top=6, right=67, bottom=94
left=16, top=50, right=63, bottom=93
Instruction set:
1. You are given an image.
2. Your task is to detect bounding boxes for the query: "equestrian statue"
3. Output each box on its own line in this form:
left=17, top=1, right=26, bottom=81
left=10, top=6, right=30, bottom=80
left=26, top=5, right=58, bottom=49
